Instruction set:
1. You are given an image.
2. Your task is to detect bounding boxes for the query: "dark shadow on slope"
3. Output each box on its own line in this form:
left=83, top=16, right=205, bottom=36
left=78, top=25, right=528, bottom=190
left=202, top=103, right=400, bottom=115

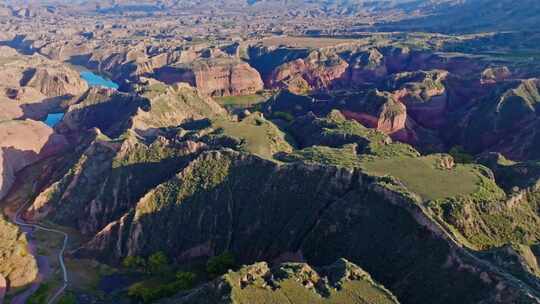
left=151, top=66, right=196, bottom=86
left=18, top=95, right=75, bottom=121
left=56, top=88, right=150, bottom=139
left=79, top=153, right=536, bottom=304
left=19, top=68, right=36, bottom=87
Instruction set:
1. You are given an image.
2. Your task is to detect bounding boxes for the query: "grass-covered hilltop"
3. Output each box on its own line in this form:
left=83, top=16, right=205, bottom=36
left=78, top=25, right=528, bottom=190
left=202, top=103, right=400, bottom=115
left=1, top=0, right=540, bottom=303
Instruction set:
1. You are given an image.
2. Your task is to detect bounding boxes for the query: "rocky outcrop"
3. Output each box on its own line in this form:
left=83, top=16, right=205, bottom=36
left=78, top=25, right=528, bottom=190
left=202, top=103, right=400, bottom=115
left=59, top=81, right=225, bottom=138
left=342, top=90, right=410, bottom=140
left=132, top=82, right=226, bottom=134
left=161, top=259, right=400, bottom=304
left=0, top=215, right=38, bottom=289
left=0, top=49, right=87, bottom=99
left=448, top=78, right=540, bottom=160
left=269, top=50, right=348, bottom=94
left=22, top=66, right=88, bottom=98
left=0, top=120, right=66, bottom=200
left=481, top=66, right=512, bottom=84
left=387, top=70, right=449, bottom=129
left=59, top=87, right=149, bottom=138
left=257, top=44, right=486, bottom=94
left=154, top=59, right=263, bottom=97
left=0, top=46, right=88, bottom=120
left=345, top=48, right=389, bottom=84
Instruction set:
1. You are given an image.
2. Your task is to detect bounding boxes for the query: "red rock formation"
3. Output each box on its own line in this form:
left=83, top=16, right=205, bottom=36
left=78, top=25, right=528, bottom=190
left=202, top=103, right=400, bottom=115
left=388, top=70, right=449, bottom=129
left=195, top=61, right=263, bottom=96
left=155, top=59, right=263, bottom=97
left=269, top=50, right=348, bottom=93
left=342, top=90, right=411, bottom=141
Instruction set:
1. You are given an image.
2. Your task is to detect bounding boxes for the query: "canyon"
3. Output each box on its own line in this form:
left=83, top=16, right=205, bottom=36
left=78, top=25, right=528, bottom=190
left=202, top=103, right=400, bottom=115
left=0, top=1, right=540, bottom=303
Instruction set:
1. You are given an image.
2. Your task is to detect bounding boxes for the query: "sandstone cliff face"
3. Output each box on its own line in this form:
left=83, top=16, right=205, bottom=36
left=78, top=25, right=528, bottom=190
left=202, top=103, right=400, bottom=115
left=0, top=120, right=66, bottom=200
left=0, top=50, right=87, bottom=100
left=386, top=70, right=449, bottom=129
left=256, top=44, right=485, bottom=94
left=29, top=37, right=242, bottom=94
left=342, top=90, right=409, bottom=140
left=23, top=66, right=88, bottom=98
left=0, top=47, right=77, bottom=201
left=269, top=50, right=348, bottom=93
left=154, top=59, right=264, bottom=97
left=0, top=47, right=88, bottom=120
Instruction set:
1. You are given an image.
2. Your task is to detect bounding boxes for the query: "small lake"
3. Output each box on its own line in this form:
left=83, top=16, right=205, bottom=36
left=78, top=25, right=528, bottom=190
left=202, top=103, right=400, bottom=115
left=42, top=71, right=119, bottom=127
left=80, top=71, right=119, bottom=90
left=44, top=113, right=64, bottom=127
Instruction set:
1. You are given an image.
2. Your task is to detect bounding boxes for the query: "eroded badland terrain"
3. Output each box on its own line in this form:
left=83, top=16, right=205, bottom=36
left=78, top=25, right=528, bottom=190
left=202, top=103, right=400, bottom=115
left=1, top=0, right=540, bottom=303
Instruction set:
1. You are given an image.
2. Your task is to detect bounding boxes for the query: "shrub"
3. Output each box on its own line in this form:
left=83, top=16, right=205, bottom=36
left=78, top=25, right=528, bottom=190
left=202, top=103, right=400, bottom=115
left=272, top=111, right=294, bottom=122
left=206, top=252, right=236, bottom=277
left=127, top=272, right=197, bottom=304
left=122, top=255, right=146, bottom=270
left=148, top=251, right=169, bottom=274
left=27, top=283, right=50, bottom=304
left=175, top=271, right=196, bottom=289
left=128, top=282, right=155, bottom=303
left=449, top=146, right=475, bottom=164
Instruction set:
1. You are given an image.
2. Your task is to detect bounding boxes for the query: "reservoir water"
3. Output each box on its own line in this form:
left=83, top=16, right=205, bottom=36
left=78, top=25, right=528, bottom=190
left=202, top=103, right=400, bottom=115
left=43, top=113, right=64, bottom=127
left=80, top=71, right=120, bottom=90
left=43, top=70, right=119, bottom=127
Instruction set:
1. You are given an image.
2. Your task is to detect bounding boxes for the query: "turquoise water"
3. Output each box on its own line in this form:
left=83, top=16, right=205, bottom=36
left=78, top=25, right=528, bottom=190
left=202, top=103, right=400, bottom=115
left=80, top=71, right=119, bottom=89
left=42, top=71, right=119, bottom=127
left=44, top=113, right=64, bottom=127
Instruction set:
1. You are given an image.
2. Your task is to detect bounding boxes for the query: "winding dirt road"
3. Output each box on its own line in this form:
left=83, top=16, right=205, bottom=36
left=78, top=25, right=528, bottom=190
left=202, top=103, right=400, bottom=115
left=13, top=204, right=69, bottom=304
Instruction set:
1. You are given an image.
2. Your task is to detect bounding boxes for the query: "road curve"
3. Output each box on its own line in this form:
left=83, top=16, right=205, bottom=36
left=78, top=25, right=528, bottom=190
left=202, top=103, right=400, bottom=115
left=13, top=204, right=69, bottom=304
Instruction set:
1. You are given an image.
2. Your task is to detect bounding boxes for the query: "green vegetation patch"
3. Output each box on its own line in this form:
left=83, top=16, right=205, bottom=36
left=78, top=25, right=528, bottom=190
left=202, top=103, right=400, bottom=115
left=27, top=283, right=50, bottom=304
left=278, top=144, right=360, bottom=168
left=360, top=155, right=481, bottom=201
left=289, top=110, right=419, bottom=159
left=223, top=259, right=399, bottom=304
left=212, top=113, right=293, bottom=159
left=214, top=94, right=268, bottom=110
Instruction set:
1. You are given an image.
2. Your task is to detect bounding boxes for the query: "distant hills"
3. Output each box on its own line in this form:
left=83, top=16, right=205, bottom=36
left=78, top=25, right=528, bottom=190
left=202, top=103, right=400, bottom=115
left=1, top=0, right=539, bottom=34
left=1, top=0, right=537, bottom=33
left=379, top=0, right=540, bottom=33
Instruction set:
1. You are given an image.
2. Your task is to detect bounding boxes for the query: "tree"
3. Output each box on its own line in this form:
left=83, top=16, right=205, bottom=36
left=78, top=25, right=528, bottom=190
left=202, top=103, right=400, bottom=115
left=128, top=282, right=156, bottom=303
left=148, top=251, right=169, bottom=274
left=175, top=271, right=196, bottom=289
left=122, top=255, right=146, bottom=270
left=449, top=146, right=474, bottom=164
left=206, top=252, right=236, bottom=277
